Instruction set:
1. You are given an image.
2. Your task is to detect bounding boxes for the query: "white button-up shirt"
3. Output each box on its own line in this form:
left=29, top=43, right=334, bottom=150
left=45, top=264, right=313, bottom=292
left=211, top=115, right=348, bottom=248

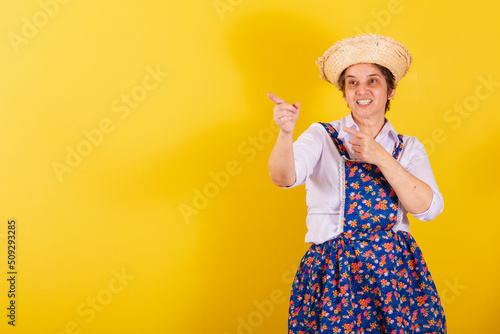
left=285, top=114, right=444, bottom=244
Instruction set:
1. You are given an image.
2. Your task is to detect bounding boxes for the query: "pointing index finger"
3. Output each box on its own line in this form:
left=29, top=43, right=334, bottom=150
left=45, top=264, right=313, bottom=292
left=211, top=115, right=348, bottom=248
left=267, top=92, right=286, bottom=105
left=343, top=127, right=364, bottom=137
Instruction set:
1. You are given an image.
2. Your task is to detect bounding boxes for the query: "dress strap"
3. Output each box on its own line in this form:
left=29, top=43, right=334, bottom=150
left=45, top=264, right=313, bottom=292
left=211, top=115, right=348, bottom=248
left=318, top=122, right=349, bottom=158
left=391, top=134, right=404, bottom=160
left=320, top=122, right=404, bottom=160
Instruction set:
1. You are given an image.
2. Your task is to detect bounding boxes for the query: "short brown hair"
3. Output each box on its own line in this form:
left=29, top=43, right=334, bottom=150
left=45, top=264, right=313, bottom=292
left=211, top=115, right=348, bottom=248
left=338, top=64, right=395, bottom=112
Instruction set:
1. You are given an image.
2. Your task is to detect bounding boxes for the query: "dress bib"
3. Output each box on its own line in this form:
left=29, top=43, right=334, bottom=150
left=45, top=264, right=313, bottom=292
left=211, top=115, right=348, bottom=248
left=288, top=123, right=446, bottom=334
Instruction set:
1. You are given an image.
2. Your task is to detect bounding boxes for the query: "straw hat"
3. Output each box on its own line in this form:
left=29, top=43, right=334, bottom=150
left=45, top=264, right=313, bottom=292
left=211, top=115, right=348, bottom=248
left=317, top=34, right=412, bottom=89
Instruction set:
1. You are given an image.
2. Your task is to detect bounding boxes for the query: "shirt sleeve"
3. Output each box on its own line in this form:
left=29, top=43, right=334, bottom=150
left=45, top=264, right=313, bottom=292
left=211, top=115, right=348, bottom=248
left=282, top=123, right=325, bottom=188
left=403, top=137, right=444, bottom=221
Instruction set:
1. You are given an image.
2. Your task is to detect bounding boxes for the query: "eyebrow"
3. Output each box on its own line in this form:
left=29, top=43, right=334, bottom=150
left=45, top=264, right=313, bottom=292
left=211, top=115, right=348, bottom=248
left=346, top=73, right=381, bottom=78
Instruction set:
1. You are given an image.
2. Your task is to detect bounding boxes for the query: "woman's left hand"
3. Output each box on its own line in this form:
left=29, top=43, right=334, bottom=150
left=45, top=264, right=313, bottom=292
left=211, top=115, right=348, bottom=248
left=343, top=127, right=391, bottom=165
left=344, top=127, right=434, bottom=215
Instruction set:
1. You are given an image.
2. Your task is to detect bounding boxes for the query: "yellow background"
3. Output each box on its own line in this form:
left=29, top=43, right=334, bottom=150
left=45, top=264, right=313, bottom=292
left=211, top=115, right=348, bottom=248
left=0, top=0, right=499, bottom=333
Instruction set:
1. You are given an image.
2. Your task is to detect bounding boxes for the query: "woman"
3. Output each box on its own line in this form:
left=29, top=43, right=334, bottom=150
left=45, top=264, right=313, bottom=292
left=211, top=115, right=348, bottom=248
left=268, top=34, right=446, bottom=333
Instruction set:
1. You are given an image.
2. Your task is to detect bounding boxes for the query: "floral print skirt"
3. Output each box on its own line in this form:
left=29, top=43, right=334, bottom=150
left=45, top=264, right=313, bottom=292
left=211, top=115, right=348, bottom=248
left=288, top=230, right=446, bottom=333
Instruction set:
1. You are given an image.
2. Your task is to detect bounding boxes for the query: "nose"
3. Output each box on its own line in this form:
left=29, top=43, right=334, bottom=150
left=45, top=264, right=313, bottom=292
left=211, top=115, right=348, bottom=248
left=356, top=82, right=368, bottom=95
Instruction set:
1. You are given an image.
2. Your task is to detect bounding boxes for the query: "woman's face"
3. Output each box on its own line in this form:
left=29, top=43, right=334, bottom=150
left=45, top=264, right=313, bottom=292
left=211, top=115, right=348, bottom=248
left=343, top=63, right=395, bottom=122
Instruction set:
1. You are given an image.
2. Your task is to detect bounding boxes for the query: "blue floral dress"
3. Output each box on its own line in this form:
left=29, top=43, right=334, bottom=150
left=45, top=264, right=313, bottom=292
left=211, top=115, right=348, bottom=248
left=288, top=123, right=446, bottom=333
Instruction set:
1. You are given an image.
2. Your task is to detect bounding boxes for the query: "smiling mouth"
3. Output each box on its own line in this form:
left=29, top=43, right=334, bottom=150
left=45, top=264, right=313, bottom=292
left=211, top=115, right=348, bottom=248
left=356, top=99, right=373, bottom=106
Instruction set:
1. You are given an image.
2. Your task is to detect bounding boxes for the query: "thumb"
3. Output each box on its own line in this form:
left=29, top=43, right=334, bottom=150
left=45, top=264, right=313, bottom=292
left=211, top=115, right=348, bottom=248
left=267, top=92, right=286, bottom=105
left=293, top=102, right=301, bottom=110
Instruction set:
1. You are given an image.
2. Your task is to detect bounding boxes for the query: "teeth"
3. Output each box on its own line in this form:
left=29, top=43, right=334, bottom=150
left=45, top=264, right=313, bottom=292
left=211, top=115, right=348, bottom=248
left=357, top=99, right=372, bottom=105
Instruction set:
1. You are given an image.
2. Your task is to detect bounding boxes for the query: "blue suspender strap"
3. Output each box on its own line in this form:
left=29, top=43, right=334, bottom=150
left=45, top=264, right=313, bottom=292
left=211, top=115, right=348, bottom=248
left=318, top=122, right=349, bottom=159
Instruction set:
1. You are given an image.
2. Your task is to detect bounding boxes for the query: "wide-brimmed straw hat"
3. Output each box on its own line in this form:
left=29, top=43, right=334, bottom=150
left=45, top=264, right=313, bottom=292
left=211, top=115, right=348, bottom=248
left=317, top=34, right=412, bottom=89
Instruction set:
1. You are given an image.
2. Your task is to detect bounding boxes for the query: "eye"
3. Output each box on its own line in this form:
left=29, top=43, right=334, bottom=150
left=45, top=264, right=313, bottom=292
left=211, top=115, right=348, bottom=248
left=348, top=80, right=357, bottom=85
left=369, top=78, right=378, bottom=84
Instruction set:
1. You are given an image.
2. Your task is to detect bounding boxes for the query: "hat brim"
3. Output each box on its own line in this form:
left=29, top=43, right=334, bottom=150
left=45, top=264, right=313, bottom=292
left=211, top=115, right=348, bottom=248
left=317, top=34, right=412, bottom=89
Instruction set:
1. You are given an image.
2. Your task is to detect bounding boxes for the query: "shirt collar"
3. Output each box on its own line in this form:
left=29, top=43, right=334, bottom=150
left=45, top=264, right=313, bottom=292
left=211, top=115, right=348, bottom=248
left=338, top=113, right=398, bottom=142
left=338, top=113, right=358, bottom=140
left=376, top=118, right=399, bottom=142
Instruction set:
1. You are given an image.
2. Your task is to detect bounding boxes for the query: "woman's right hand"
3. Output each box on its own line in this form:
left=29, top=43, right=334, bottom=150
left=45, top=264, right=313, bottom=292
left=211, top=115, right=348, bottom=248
left=267, top=92, right=300, bottom=134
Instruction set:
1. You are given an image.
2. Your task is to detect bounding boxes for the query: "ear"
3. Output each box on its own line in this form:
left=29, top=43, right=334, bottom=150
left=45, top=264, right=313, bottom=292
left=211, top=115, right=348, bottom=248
left=387, top=87, right=396, bottom=100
